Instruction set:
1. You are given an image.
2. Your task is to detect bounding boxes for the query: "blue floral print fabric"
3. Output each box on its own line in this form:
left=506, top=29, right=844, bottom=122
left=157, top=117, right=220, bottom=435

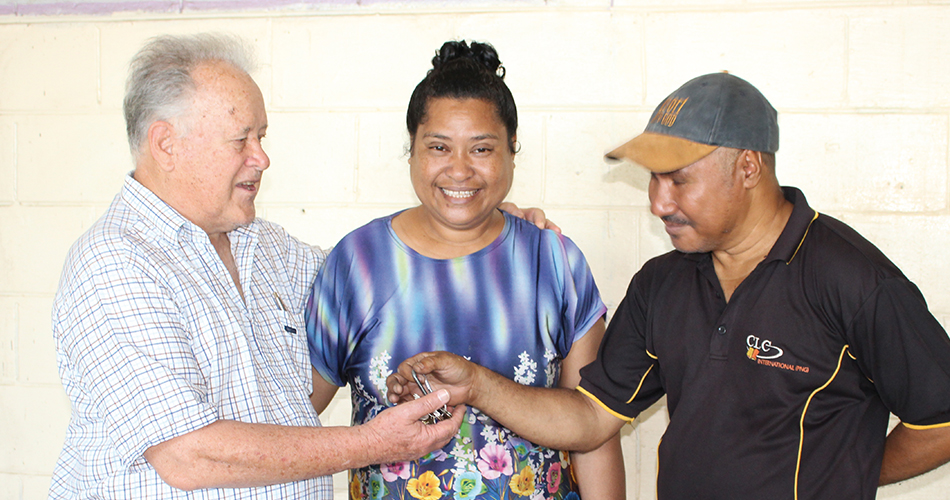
left=306, top=210, right=606, bottom=500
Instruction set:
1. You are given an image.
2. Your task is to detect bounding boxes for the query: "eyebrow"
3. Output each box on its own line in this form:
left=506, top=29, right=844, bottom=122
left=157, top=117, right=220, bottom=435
left=422, top=132, right=500, bottom=141
left=471, top=133, right=499, bottom=141
left=236, top=125, right=267, bottom=137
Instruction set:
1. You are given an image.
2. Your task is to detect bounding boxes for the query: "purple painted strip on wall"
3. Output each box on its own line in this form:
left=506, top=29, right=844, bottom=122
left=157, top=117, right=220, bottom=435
left=183, top=0, right=356, bottom=10
left=14, top=1, right=179, bottom=15
left=3, top=0, right=362, bottom=16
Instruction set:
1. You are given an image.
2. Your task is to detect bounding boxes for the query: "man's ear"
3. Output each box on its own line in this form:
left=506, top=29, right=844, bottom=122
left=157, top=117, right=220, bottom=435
left=147, top=120, right=177, bottom=171
left=738, top=150, right=764, bottom=188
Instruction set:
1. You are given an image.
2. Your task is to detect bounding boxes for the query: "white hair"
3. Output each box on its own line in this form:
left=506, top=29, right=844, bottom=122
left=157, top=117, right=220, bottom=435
left=123, top=33, right=257, bottom=160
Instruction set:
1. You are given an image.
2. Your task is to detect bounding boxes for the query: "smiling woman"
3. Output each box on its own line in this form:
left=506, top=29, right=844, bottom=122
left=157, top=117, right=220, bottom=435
left=396, top=97, right=513, bottom=257
left=395, top=41, right=518, bottom=258
left=305, top=40, right=625, bottom=500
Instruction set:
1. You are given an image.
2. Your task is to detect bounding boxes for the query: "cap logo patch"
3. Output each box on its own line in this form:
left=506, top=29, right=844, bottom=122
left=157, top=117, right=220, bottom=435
left=651, top=97, right=689, bottom=128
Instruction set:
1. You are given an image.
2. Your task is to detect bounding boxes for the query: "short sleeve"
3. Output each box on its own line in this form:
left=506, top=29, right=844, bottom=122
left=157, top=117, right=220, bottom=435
left=578, top=271, right=665, bottom=422
left=54, top=260, right=219, bottom=468
left=305, top=243, right=356, bottom=388
left=555, top=232, right=607, bottom=348
left=845, top=278, right=950, bottom=427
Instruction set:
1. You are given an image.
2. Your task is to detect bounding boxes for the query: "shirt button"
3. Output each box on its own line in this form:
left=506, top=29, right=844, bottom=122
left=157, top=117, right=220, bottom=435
left=717, top=325, right=727, bottom=335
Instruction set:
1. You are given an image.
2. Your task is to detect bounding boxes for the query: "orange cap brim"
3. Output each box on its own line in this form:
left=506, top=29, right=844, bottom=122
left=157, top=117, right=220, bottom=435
left=605, top=132, right=718, bottom=173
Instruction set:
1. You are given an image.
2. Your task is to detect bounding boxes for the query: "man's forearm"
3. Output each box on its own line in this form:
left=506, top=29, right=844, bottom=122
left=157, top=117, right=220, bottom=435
left=145, top=390, right=461, bottom=491
left=467, top=364, right=622, bottom=451
left=144, top=420, right=380, bottom=490
left=880, top=422, right=950, bottom=486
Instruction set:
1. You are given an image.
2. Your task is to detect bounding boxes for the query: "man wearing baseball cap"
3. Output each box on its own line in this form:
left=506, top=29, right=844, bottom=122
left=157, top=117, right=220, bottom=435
left=389, top=72, right=950, bottom=499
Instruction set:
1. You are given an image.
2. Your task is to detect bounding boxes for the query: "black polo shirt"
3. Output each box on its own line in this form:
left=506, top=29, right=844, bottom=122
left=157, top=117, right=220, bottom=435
left=579, top=187, right=950, bottom=500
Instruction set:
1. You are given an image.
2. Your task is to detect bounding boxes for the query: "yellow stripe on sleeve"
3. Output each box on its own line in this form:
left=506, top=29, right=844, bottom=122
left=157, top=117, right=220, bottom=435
left=576, top=386, right=636, bottom=423
left=902, top=421, right=950, bottom=430
left=625, top=364, right=655, bottom=404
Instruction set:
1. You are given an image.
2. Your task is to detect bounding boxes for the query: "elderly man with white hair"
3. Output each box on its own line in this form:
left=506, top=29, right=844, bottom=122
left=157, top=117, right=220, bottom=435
left=49, top=34, right=467, bottom=499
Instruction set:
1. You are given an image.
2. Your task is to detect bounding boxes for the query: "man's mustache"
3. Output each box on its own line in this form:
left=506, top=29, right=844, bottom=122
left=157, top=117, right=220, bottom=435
left=662, top=215, right=690, bottom=226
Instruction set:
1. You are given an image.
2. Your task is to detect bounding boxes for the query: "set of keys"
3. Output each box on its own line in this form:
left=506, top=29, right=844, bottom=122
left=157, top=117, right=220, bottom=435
left=411, top=369, right=453, bottom=424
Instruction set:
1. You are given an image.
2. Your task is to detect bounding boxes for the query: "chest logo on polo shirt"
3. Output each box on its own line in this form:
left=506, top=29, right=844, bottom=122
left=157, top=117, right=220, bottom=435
left=746, top=335, right=783, bottom=360
left=746, top=335, right=810, bottom=373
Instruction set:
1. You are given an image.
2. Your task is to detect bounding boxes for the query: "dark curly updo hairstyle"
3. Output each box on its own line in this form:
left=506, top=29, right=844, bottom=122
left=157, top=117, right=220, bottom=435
left=407, top=40, right=518, bottom=154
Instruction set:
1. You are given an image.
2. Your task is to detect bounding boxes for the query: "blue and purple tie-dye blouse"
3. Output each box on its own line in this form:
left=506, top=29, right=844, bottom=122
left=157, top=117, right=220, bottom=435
left=306, top=210, right=606, bottom=500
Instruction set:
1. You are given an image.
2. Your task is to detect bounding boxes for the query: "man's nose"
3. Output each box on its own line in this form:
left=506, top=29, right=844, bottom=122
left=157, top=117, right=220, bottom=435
left=649, top=177, right=675, bottom=217
left=248, top=138, right=270, bottom=171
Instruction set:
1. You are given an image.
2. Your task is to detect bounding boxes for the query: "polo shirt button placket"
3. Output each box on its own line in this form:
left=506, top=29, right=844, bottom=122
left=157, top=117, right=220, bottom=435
left=709, top=323, right=731, bottom=359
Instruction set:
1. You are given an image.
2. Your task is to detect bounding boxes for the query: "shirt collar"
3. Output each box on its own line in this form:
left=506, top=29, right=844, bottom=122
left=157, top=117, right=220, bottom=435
left=120, top=173, right=259, bottom=244
left=680, top=186, right=818, bottom=265
left=765, top=186, right=819, bottom=264
left=121, top=173, right=193, bottom=243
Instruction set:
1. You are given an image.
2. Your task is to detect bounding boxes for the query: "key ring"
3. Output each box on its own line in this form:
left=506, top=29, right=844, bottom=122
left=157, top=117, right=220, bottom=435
left=411, top=369, right=453, bottom=424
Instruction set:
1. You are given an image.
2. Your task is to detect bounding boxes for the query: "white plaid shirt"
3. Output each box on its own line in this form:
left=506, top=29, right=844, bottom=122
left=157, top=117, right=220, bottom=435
left=50, top=175, right=333, bottom=499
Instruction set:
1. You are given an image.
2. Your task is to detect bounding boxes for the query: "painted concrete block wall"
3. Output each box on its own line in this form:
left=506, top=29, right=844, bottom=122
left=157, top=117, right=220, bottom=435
left=1, top=2, right=948, bottom=499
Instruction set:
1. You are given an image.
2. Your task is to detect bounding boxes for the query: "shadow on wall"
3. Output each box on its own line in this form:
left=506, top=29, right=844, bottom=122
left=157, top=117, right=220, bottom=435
left=603, top=161, right=651, bottom=193
left=603, top=161, right=673, bottom=244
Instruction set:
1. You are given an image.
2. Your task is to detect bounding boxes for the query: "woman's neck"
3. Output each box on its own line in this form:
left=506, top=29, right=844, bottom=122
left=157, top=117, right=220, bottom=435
left=392, top=207, right=506, bottom=259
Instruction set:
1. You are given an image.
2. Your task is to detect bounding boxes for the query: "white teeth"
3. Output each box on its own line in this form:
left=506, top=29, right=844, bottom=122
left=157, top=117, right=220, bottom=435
left=441, top=188, right=476, bottom=198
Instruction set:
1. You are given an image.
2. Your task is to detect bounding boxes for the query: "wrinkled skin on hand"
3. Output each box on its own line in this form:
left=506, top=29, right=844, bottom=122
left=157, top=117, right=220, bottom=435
left=365, top=388, right=466, bottom=464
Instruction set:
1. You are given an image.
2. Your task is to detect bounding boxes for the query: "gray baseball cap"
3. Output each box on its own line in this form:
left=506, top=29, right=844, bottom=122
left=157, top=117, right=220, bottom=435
left=606, top=72, right=778, bottom=173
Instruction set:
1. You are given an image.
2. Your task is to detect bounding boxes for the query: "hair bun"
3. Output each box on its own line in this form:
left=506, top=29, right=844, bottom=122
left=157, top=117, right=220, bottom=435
left=432, top=40, right=505, bottom=78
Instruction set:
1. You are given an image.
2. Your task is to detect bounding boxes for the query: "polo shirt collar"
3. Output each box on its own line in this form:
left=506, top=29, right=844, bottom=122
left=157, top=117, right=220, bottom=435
left=679, top=186, right=818, bottom=265
left=764, top=186, right=819, bottom=264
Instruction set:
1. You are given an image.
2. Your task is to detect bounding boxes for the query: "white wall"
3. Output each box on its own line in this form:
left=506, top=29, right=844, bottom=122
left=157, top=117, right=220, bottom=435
left=1, top=2, right=949, bottom=499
